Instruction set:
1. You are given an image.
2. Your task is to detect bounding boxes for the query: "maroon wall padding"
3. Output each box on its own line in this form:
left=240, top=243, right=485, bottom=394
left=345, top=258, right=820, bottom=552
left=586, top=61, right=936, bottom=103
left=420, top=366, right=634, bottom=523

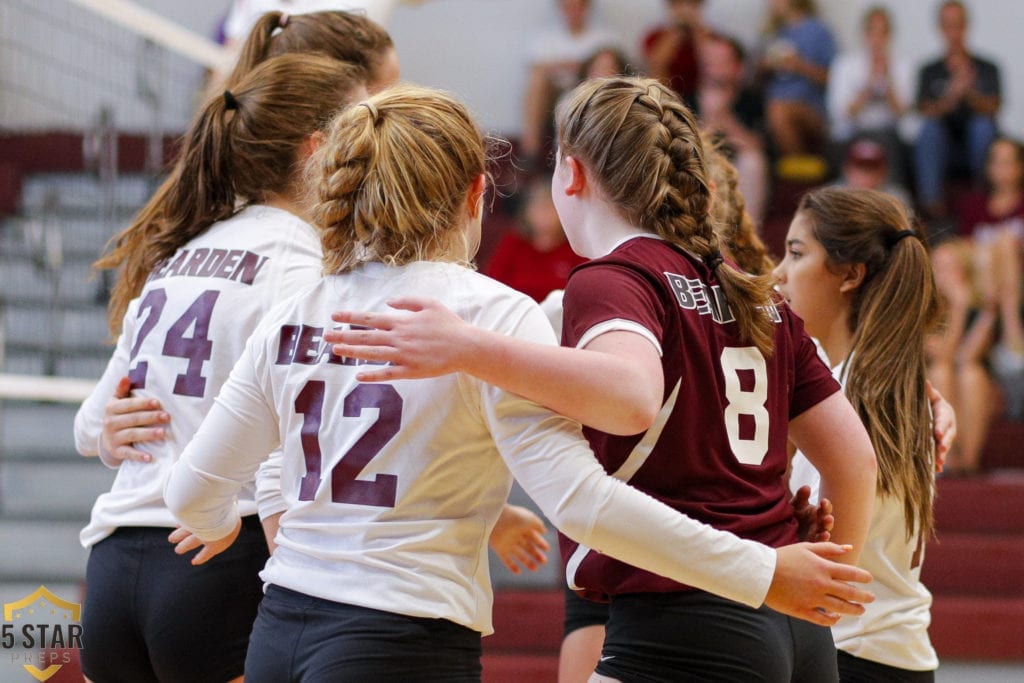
left=0, top=162, right=22, bottom=215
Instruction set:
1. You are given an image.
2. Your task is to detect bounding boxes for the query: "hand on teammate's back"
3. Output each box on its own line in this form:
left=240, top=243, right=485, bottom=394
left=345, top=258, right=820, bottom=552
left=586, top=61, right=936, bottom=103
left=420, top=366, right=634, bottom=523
left=168, top=521, right=242, bottom=566
left=327, top=297, right=472, bottom=381
left=791, top=486, right=833, bottom=542
left=99, top=376, right=169, bottom=464
left=489, top=505, right=550, bottom=575
left=927, top=381, right=956, bottom=472
left=765, top=543, right=874, bottom=627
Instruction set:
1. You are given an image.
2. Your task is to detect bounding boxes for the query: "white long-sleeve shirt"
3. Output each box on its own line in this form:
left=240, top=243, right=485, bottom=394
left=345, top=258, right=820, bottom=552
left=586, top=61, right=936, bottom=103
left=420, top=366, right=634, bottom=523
left=74, top=206, right=322, bottom=547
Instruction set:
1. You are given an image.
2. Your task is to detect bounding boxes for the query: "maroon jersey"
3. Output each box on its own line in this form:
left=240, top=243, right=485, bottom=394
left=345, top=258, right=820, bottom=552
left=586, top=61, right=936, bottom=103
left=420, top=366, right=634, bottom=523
left=558, top=236, right=839, bottom=599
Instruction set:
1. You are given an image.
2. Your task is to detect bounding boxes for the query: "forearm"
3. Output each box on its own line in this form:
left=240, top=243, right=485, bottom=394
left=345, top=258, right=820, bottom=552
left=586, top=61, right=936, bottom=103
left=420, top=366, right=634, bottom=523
left=562, top=468, right=776, bottom=607
left=789, top=393, right=876, bottom=565
left=966, top=91, right=999, bottom=116
left=461, top=328, right=660, bottom=435
left=166, top=380, right=279, bottom=540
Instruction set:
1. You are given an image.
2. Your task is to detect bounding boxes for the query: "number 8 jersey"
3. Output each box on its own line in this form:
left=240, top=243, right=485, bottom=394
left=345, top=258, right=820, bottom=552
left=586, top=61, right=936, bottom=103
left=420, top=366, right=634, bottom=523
left=559, top=235, right=840, bottom=599
left=75, top=205, right=323, bottom=548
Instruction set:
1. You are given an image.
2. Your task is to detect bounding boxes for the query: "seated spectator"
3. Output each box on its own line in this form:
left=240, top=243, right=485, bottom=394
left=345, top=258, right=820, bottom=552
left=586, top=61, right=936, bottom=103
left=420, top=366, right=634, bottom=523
left=520, top=0, right=618, bottom=167
left=827, top=6, right=913, bottom=184
left=759, top=0, right=836, bottom=159
left=579, top=46, right=632, bottom=80
left=641, top=0, right=707, bottom=110
left=928, top=136, right=1024, bottom=474
left=484, top=176, right=586, bottom=303
left=698, top=31, right=768, bottom=225
left=914, top=0, right=1000, bottom=220
left=833, top=135, right=913, bottom=209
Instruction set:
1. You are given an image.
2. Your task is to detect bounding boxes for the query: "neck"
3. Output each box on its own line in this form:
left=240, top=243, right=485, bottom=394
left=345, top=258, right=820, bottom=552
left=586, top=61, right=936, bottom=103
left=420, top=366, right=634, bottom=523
left=262, top=191, right=304, bottom=220
left=575, top=198, right=651, bottom=258
left=817, top=315, right=854, bottom=370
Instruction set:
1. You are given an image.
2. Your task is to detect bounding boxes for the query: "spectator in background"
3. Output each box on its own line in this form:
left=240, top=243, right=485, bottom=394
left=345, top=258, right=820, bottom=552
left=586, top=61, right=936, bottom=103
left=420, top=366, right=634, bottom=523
left=833, top=135, right=913, bottom=209
left=827, top=6, right=913, bottom=184
left=759, top=0, right=836, bottom=159
left=914, top=0, right=1000, bottom=220
left=579, top=46, right=632, bottom=80
left=520, top=0, right=617, bottom=167
left=698, top=31, right=768, bottom=226
left=929, top=136, right=1024, bottom=474
left=642, top=0, right=707, bottom=110
left=484, top=175, right=586, bottom=303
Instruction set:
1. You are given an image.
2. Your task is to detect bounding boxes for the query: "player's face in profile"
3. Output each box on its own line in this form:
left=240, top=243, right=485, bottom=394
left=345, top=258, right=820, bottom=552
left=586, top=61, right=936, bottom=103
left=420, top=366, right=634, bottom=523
left=772, top=212, right=848, bottom=340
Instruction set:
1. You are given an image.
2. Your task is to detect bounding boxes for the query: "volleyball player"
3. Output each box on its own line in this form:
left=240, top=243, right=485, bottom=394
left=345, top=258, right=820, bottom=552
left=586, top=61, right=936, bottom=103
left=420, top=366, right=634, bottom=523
left=777, top=188, right=942, bottom=681
left=73, top=56, right=366, bottom=683
left=165, top=84, right=875, bottom=682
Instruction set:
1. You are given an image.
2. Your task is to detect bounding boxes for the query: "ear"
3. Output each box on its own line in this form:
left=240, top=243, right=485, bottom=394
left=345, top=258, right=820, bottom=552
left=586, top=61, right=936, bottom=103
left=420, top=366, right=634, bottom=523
left=300, top=130, right=326, bottom=161
left=560, top=155, right=588, bottom=197
left=838, top=262, right=867, bottom=294
left=466, top=173, right=487, bottom=217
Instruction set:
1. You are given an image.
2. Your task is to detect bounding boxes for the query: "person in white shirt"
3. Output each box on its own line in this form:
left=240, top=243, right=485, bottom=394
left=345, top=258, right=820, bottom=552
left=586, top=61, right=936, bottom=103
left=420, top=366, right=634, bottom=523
left=166, top=84, right=876, bottom=682
left=73, top=55, right=367, bottom=683
left=520, top=0, right=619, bottom=165
left=775, top=187, right=942, bottom=680
left=827, top=6, right=914, bottom=183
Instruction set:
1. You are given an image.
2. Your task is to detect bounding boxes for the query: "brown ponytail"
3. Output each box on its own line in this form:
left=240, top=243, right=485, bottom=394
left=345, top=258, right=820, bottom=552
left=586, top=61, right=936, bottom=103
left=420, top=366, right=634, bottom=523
left=97, top=55, right=365, bottom=335
left=227, top=10, right=393, bottom=90
left=555, top=77, right=777, bottom=356
left=798, top=187, right=941, bottom=539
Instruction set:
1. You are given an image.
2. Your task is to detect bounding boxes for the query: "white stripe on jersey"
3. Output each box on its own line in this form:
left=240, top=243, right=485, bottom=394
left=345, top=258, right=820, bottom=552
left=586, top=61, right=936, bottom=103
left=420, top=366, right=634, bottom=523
left=566, top=379, right=681, bottom=591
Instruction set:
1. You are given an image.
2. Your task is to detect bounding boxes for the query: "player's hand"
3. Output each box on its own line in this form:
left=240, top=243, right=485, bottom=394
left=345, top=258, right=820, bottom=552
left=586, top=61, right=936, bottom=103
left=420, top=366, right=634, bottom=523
left=168, top=521, right=241, bottom=565
left=765, top=542, right=874, bottom=627
left=100, top=376, right=170, bottom=464
left=790, top=486, right=833, bottom=542
left=927, top=381, right=956, bottom=473
left=489, top=505, right=550, bottom=575
left=326, top=297, right=471, bottom=382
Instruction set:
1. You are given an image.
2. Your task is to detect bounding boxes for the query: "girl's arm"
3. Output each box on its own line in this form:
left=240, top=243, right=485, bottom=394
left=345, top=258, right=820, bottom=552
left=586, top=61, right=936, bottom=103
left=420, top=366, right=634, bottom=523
left=165, top=344, right=280, bottom=544
left=788, top=391, right=876, bottom=566
left=326, top=297, right=664, bottom=436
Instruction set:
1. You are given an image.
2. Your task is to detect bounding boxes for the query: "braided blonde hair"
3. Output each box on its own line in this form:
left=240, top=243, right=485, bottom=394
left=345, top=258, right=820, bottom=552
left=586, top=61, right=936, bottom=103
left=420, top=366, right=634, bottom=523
left=556, top=77, right=777, bottom=356
left=309, top=86, right=487, bottom=274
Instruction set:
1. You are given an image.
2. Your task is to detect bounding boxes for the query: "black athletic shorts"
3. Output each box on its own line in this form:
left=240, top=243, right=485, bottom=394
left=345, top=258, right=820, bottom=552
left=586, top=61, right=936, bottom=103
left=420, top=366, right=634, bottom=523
left=837, top=650, right=935, bottom=682
left=595, top=591, right=839, bottom=683
left=81, top=515, right=268, bottom=683
left=245, top=585, right=482, bottom=682
left=563, top=583, right=610, bottom=637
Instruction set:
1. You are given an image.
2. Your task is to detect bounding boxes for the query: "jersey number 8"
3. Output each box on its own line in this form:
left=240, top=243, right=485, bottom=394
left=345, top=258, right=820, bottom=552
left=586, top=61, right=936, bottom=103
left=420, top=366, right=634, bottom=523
left=721, top=346, right=770, bottom=466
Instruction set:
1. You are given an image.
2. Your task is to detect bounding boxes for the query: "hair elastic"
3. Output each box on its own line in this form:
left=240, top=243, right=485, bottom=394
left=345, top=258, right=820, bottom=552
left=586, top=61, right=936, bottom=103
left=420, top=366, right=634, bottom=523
left=889, top=229, right=917, bottom=246
left=359, top=100, right=380, bottom=122
left=703, top=250, right=724, bottom=270
left=223, top=90, right=239, bottom=111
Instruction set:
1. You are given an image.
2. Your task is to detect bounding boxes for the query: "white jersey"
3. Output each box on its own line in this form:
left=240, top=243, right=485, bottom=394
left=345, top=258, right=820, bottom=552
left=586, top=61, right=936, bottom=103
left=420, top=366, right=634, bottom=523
left=790, top=357, right=937, bottom=672
left=166, top=261, right=778, bottom=635
left=75, top=205, right=322, bottom=547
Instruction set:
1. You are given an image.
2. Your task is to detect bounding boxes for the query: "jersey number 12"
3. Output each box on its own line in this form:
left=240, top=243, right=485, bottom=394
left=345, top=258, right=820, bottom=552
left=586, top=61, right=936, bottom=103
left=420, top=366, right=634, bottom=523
left=294, top=380, right=400, bottom=508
